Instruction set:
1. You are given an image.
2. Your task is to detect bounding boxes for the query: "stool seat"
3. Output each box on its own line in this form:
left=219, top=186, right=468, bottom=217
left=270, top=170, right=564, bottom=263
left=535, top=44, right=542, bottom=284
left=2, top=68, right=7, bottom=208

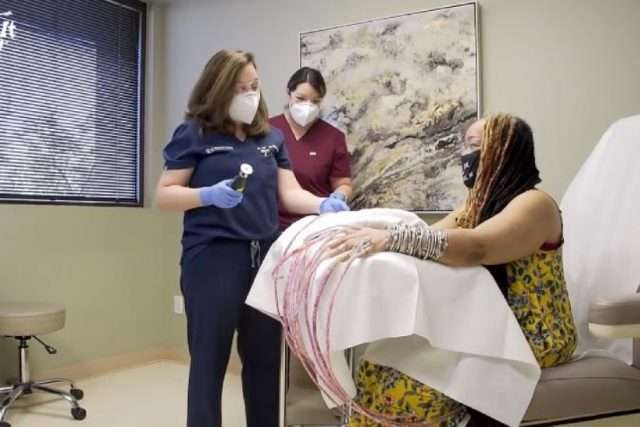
left=0, top=302, right=65, bottom=336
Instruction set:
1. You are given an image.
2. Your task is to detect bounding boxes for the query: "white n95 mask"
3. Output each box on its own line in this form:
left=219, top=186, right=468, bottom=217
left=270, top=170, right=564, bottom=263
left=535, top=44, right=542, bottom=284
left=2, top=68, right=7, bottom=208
left=229, top=91, right=261, bottom=125
left=290, top=101, right=320, bottom=127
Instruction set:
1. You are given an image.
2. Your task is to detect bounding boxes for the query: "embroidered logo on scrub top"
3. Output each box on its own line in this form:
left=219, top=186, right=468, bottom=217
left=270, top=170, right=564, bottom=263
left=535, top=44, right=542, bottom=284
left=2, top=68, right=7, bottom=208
left=257, top=145, right=279, bottom=157
left=309, top=152, right=317, bottom=156
left=204, top=146, right=233, bottom=155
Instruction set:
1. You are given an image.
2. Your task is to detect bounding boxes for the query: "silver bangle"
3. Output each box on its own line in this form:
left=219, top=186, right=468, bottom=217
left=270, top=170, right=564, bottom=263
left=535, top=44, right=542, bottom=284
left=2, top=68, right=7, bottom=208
left=386, top=222, right=448, bottom=260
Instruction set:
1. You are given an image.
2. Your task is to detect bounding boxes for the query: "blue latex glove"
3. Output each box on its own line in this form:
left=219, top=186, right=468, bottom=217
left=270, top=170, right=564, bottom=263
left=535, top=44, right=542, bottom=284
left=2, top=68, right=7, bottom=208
left=319, top=197, right=350, bottom=214
left=329, top=191, right=347, bottom=202
left=199, top=179, right=243, bottom=208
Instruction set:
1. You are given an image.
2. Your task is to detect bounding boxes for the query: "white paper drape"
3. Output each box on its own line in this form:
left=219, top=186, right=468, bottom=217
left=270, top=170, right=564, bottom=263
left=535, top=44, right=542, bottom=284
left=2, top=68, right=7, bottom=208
left=246, top=209, right=540, bottom=426
left=561, top=115, right=640, bottom=364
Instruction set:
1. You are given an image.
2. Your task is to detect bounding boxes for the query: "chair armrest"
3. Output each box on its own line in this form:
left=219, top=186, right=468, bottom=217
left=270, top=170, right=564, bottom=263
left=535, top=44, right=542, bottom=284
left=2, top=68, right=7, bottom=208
left=588, top=294, right=640, bottom=339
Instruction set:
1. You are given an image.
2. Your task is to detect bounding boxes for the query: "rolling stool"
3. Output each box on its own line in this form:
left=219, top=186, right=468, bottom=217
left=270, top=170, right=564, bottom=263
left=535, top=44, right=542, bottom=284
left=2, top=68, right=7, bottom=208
left=0, top=302, right=86, bottom=427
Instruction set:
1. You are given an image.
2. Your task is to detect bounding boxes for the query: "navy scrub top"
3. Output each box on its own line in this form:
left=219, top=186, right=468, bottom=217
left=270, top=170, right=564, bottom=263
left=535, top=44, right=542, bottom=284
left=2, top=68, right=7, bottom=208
left=163, top=120, right=291, bottom=263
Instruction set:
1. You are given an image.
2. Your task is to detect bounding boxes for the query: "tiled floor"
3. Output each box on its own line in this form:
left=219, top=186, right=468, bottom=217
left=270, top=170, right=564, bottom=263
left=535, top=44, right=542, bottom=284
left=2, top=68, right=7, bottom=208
left=2, top=361, right=639, bottom=427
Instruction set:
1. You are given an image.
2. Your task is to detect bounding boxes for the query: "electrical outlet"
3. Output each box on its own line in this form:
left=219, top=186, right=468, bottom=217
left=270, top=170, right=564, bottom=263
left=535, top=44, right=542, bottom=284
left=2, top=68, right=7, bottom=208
left=174, top=295, right=184, bottom=314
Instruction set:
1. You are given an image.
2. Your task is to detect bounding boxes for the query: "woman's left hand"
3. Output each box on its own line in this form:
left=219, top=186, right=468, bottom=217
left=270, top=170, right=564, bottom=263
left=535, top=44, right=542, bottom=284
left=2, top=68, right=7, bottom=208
left=319, top=197, right=350, bottom=213
left=327, top=227, right=389, bottom=261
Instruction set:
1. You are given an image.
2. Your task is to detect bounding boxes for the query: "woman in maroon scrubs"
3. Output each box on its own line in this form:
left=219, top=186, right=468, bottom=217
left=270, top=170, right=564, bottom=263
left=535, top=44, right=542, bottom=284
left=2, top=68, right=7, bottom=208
left=270, top=67, right=353, bottom=230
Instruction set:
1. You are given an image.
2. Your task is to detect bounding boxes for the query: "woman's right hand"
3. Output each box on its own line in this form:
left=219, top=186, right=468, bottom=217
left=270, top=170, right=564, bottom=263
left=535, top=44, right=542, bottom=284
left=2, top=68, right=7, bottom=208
left=199, top=179, right=243, bottom=208
left=327, top=227, right=389, bottom=261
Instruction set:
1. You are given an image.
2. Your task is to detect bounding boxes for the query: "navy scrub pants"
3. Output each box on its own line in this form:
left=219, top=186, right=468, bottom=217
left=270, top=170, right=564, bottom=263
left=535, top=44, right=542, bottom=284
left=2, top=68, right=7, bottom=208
left=181, top=238, right=281, bottom=427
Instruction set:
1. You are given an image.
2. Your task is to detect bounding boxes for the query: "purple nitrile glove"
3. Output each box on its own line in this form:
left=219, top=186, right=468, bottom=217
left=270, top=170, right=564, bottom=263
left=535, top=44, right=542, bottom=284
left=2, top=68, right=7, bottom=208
left=319, top=197, right=349, bottom=214
left=199, top=179, right=243, bottom=208
left=329, top=191, right=347, bottom=202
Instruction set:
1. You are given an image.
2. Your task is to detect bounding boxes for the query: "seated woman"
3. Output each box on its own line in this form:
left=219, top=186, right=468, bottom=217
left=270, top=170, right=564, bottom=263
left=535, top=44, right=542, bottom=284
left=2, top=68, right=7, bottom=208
left=329, top=113, right=578, bottom=426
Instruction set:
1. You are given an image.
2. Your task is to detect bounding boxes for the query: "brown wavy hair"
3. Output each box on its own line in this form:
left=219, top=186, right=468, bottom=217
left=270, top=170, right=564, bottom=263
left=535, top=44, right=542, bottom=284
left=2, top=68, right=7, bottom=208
left=185, top=49, right=270, bottom=137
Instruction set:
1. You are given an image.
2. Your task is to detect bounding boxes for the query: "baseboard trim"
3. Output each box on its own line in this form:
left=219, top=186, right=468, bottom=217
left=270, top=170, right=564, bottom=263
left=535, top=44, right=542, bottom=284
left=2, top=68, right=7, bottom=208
left=35, top=347, right=184, bottom=381
left=34, top=346, right=242, bottom=381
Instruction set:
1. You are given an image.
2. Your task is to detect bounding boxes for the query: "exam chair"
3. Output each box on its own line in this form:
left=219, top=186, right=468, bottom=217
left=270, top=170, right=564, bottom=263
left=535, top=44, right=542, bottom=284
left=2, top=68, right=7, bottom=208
left=522, top=115, right=640, bottom=425
left=522, top=294, right=640, bottom=425
left=282, top=301, right=640, bottom=427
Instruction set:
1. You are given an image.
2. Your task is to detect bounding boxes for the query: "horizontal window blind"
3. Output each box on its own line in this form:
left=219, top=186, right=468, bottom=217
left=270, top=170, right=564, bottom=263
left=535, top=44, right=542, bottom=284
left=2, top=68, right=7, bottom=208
left=0, top=0, right=146, bottom=205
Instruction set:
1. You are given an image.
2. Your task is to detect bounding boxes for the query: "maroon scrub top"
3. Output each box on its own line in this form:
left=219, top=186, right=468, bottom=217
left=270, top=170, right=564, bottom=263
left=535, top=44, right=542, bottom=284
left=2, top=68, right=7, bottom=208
left=270, top=114, right=352, bottom=230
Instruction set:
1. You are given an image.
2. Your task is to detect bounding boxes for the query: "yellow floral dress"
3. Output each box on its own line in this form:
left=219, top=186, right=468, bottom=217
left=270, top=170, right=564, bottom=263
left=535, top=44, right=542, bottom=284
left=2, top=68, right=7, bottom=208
left=349, top=246, right=577, bottom=426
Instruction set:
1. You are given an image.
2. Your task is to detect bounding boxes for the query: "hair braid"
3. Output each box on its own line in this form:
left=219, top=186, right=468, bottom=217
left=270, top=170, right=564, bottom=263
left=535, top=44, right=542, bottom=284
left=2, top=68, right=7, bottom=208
left=457, top=114, right=540, bottom=228
left=455, top=113, right=541, bottom=296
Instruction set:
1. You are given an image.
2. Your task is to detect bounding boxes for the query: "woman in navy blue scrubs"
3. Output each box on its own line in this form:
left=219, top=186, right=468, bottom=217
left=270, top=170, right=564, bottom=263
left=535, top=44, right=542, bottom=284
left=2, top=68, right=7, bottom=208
left=155, top=50, right=349, bottom=427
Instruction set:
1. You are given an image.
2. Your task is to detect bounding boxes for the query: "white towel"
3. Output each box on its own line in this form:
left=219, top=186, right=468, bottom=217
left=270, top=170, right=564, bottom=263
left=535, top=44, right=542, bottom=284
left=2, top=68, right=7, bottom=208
left=246, top=208, right=540, bottom=426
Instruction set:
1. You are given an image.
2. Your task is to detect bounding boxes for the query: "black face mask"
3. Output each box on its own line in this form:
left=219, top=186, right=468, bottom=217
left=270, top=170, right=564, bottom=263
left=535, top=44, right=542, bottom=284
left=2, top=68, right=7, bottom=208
left=461, top=149, right=480, bottom=188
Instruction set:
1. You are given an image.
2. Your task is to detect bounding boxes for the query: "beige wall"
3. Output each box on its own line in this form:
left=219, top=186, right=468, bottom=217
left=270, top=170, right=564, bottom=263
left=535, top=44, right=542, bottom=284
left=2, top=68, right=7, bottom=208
left=163, top=0, right=640, bottom=199
left=0, top=4, right=183, bottom=381
left=2, top=0, right=638, bottom=379
left=161, top=0, right=640, bottom=348
left=480, top=0, right=640, bottom=199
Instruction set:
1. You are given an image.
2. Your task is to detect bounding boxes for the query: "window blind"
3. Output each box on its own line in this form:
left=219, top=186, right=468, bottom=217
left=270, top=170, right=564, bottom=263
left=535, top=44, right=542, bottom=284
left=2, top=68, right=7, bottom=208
left=0, top=0, right=146, bottom=205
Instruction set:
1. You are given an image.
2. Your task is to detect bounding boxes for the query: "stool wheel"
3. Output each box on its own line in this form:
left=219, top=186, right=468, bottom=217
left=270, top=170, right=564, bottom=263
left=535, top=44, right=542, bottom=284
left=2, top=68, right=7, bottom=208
left=70, top=388, right=84, bottom=400
left=71, top=407, right=87, bottom=420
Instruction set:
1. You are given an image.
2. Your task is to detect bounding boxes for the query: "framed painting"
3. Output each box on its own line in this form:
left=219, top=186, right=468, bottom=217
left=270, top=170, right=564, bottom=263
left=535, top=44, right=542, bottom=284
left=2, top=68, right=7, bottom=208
left=300, top=2, right=480, bottom=212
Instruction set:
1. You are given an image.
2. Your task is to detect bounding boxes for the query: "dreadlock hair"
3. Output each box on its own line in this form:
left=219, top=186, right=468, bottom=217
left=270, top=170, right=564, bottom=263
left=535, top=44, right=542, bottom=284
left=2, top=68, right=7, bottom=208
left=456, top=113, right=541, bottom=295
left=457, top=113, right=541, bottom=228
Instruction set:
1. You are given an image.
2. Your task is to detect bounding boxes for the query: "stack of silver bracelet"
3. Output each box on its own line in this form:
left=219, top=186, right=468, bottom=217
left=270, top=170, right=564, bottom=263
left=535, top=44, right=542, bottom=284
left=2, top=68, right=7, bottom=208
left=385, top=222, right=449, bottom=260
